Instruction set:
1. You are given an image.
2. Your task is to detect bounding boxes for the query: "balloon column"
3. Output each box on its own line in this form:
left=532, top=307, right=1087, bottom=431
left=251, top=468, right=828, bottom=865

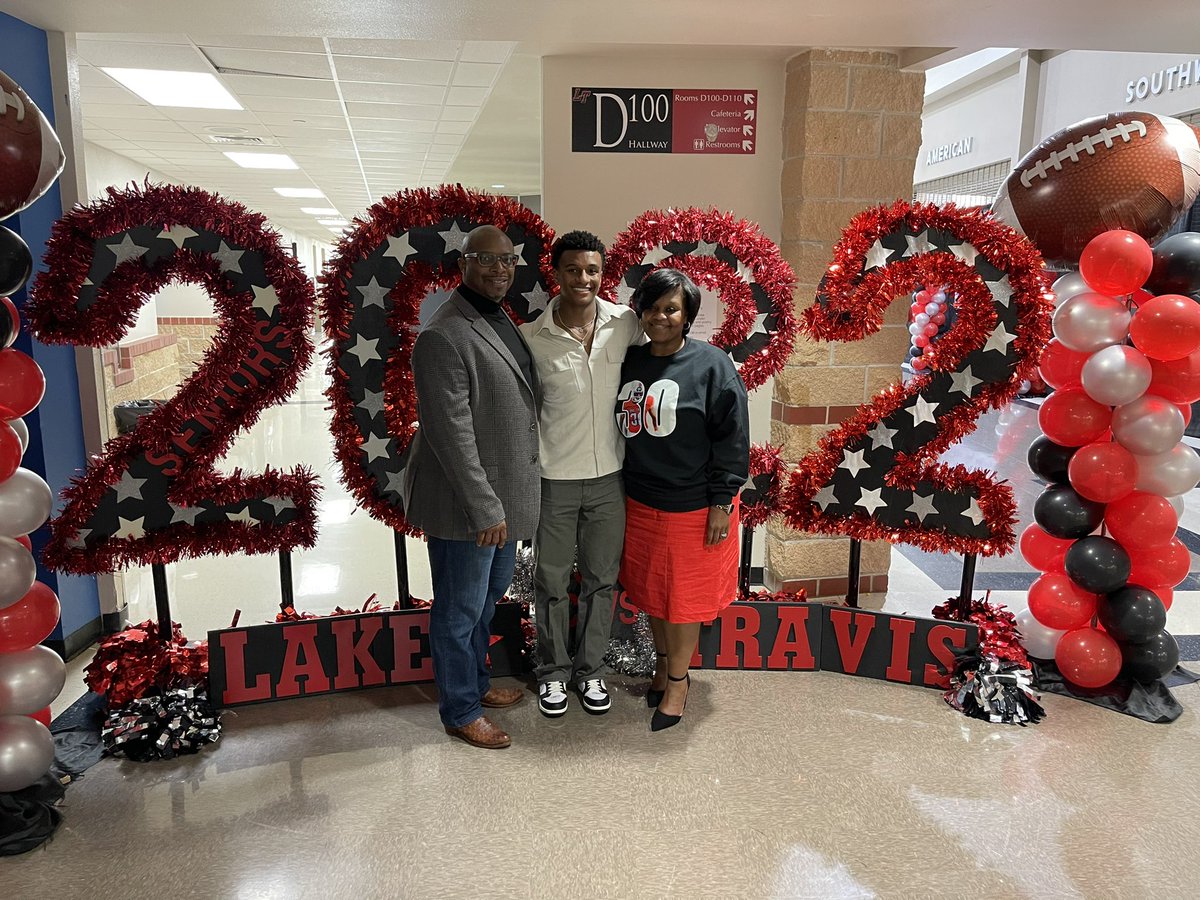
left=0, top=231, right=63, bottom=793
left=1020, top=228, right=1200, bottom=690
left=905, top=285, right=953, bottom=373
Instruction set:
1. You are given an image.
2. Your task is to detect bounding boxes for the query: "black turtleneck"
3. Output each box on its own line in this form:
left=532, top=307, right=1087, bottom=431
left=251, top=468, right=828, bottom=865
left=458, top=283, right=534, bottom=388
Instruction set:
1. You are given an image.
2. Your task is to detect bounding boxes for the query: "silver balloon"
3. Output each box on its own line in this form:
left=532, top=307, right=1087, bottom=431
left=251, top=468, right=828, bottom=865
left=1113, top=394, right=1186, bottom=455
left=1051, top=271, right=1090, bottom=307
left=6, top=417, right=28, bottom=454
left=1016, top=607, right=1066, bottom=659
left=1081, top=345, right=1152, bottom=406
left=0, top=715, right=54, bottom=792
left=1166, top=493, right=1187, bottom=519
left=0, top=467, right=52, bottom=538
left=1052, top=292, right=1132, bottom=352
left=0, top=645, right=66, bottom=715
left=0, top=537, right=36, bottom=609
left=1135, top=443, right=1200, bottom=497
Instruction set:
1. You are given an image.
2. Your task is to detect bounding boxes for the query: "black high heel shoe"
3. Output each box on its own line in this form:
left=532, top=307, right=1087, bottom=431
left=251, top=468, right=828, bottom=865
left=650, top=673, right=690, bottom=732
left=646, top=652, right=668, bottom=708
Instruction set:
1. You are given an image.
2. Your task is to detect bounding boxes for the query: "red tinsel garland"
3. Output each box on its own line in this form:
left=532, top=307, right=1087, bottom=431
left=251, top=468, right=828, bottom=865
left=737, top=588, right=809, bottom=603
left=741, top=442, right=787, bottom=529
left=28, top=183, right=319, bottom=573
left=320, top=185, right=554, bottom=535
left=603, top=207, right=799, bottom=391
left=781, top=201, right=1053, bottom=556
left=933, top=594, right=1031, bottom=668
left=84, top=619, right=209, bottom=708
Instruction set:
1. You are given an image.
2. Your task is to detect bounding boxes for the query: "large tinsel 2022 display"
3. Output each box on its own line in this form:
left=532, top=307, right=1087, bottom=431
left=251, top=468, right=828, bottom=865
left=28, top=183, right=319, bottom=574
left=782, top=201, right=1053, bottom=557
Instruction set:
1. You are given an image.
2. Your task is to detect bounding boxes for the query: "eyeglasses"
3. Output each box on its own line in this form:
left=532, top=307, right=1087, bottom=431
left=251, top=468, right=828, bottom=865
left=462, top=252, right=521, bottom=267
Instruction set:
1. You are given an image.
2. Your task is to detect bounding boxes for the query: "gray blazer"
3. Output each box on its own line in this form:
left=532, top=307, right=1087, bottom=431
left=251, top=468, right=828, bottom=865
left=402, top=290, right=541, bottom=541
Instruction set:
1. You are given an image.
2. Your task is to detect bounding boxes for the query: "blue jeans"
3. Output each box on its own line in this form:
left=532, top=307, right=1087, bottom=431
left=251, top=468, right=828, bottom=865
left=427, top=537, right=517, bottom=728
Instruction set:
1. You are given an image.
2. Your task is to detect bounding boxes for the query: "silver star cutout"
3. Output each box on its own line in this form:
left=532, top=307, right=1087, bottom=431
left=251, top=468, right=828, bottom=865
left=640, top=245, right=674, bottom=266
left=169, top=502, right=204, bottom=526
left=982, top=322, right=1017, bottom=355
left=358, top=388, right=385, bottom=420
left=522, top=284, right=550, bottom=314
left=988, top=274, right=1013, bottom=308
left=511, top=243, right=528, bottom=266
left=908, top=394, right=938, bottom=426
left=949, top=367, right=982, bottom=396
left=735, top=259, right=755, bottom=285
left=114, top=516, right=146, bottom=540
left=107, top=234, right=149, bottom=266
left=864, top=240, right=890, bottom=271
left=65, top=528, right=92, bottom=550
left=213, top=241, right=244, bottom=274
left=855, top=487, right=887, bottom=515
left=384, top=469, right=406, bottom=496
left=384, top=232, right=417, bottom=266
left=225, top=507, right=255, bottom=524
left=348, top=335, right=380, bottom=366
left=159, top=225, right=199, bottom=249
left=616, top=282, right=636, bottom=307
left=963, top=497, right=985, bottom=526
left=265, top=496, right=296, bottom=515
left=904, top=231, right=934, bottom=257
left=949, top=242, right=980, bottom=266
left=251, top=284, right=279, bottom=315
left=867, top=421, right=897, bottom=450
left=747, top=312, right=769, bottom=338
left=113, top=471, right=147, bottom=502
left=812, top=484, right=838, bottom=511
left=356, top=276, right=391, bottom=309
left=361, top=432, right=391, bottom=462
left=907, top=492, right=938, bottom=522
left=439, top=222, right=469, bottom=254
left=838, top=448, right=870, bottom=479
left=691, top=239, right=720, bottom=257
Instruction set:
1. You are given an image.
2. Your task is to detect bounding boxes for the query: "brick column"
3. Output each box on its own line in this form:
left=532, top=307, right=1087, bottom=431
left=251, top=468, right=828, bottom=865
left=767, top=49, right=925, bottom=600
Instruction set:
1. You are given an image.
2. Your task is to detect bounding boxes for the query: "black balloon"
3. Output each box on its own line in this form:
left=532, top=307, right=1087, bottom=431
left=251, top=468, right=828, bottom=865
left=1098, top=585, right=1167, bottom=642
left=0, top=296, right=17, bottom=349
left=1065, top=536, right=1131, bottom=593
left=1121, top=630, right=1180, bottom=683
left=1027, top=435, right=1076, bottom=485
left=1033, top=484, right=1105, bottom=540
left=0, top=225, right=32, bottom=298
left=1146, top=232, right=1200, bottom=297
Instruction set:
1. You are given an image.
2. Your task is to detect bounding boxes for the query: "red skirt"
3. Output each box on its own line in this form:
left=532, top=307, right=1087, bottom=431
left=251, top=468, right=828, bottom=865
left=619, top=496, right=740, bottom=624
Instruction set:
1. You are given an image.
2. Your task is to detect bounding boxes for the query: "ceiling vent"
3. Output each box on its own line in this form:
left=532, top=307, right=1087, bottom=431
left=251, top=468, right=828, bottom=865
left=206, top=134, right=275, bottom=146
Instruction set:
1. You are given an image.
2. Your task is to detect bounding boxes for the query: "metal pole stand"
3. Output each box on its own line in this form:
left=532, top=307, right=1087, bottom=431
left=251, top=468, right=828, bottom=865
left=151, top=562, right=172, bottom=642
left=394, top=530, right=411, bottom=609
left=846, top=539, right=862, bottom=608
left=956, top=553, right=978, bottom=618
left=738, top=525, right=754, bottom=598
left=278, top=550, right=295, bottom=612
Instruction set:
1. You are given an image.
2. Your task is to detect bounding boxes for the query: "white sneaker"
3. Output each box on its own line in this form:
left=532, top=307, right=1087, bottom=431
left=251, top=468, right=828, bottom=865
left=538, top=680, right=568, bottom=717
left=577, top=677, right=611, bottom=714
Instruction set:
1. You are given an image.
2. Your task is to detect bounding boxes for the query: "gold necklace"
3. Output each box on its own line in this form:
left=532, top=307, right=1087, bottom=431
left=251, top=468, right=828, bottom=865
left=555, top=308, right=596, bottom=342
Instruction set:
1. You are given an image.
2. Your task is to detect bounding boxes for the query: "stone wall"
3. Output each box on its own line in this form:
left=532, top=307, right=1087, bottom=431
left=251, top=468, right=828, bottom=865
left=100, top=334, right=181, bottom=435
left=157, top=316, right=219, bottom=379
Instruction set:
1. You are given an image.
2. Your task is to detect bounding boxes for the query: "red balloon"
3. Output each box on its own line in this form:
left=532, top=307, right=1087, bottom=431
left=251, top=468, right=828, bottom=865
left=0, top=581, right=60, bottom=652
left=0, top=418, right=20, bottom=481
left=1179, top=402, right=1193, bottom=426
left=1055, top=627, right=1123, bottom=688
left=1038, top=339, right=1088, bottom=390
left=27, top=707, right=51, bottom=727
left=1154, top=586, right=1174, bottom=610
left=1020, top=523, right=1073, bottom=572
left=1029, top=572, right=1098, bottom=630
left=1128, top=538, right=1191, bottom=589
left=1067, top=441, right=1137, bottom=502
left=1080, top=230, right=1154, bottom=295
left=1147, top=348, right=1200, bottom=403
left=912, top=357, right=928, bottom=371
left=1038, top=388, right=1112, bottom=446
left=1129, top=294, right=1200, bottom=361
left=913, top=334, right=929, bottom=348
left=1105, top=491, right=1179, bottom=550
left=14, top=534, right=31, bottom=551
left=923, top=323, right=938, bottom=336
left=0, top=349, right=45, bottom=418
left=933, top=313, right=946, bottom=325
left=916, top=290, right=931, bottom=303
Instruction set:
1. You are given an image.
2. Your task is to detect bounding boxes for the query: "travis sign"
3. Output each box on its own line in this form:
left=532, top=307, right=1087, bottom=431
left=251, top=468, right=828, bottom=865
left=571, top=87, right=757, bottom=154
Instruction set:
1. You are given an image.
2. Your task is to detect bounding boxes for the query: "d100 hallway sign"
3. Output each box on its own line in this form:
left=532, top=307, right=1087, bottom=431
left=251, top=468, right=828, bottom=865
left=571, top=87, right=757, bottom=154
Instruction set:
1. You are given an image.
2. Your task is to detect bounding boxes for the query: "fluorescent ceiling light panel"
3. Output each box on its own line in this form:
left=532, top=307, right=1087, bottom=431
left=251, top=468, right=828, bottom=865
left=274, top=187, right=325, bottom=198
left=224, top=151, right=298, bottom=169
left=102, top=68, right=242, bottom=110
left=317, top=218, right=350, bottom=226
left=301, top=207, right=341, bottom=215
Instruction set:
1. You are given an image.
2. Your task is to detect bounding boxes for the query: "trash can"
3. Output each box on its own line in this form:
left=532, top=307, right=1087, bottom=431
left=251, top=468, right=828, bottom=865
left=113, top=399, right=164, bottom=435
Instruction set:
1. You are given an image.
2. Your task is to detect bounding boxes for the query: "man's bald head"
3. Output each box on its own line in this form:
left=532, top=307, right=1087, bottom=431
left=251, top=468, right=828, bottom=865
left=463, top=224, right=512, bottom=255
left=459, top=224, right=517, bottom=302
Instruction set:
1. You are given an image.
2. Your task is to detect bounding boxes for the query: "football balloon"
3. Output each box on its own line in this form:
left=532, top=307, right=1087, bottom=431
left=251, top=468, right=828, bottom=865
left=992, top=112, right=1200, bottom=265
left=0, top=68, right=65, bottom=222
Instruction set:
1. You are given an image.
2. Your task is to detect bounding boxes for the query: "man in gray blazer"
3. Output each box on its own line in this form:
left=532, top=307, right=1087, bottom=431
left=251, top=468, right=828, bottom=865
left=403, top=224, right=540, bottom=749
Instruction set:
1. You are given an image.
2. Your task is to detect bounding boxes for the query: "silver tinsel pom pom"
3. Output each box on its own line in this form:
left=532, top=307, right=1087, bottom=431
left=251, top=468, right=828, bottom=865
left=605, top=612, right=657, bottom=677
left=944, top=655, right=1045, bottom=726
left=102, top=687, right=222, bottom=760
left=509, top=545, right=535, bottom=606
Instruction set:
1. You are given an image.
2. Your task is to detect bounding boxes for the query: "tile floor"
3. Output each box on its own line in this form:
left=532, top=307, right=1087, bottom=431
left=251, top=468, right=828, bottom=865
left=22, top=363, right=1200, bottom=897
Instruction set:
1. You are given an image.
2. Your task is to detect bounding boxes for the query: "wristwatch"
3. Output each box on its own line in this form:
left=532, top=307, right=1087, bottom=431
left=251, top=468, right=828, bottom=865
left=711, top=503, right=734, bottom=514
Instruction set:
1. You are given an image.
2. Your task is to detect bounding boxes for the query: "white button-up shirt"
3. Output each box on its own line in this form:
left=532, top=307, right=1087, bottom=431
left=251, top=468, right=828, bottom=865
left=520, top=297, right=644, bottom=480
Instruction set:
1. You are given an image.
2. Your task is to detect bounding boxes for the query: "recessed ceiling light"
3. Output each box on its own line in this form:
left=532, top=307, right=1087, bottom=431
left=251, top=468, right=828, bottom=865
left=491, top=184, right=506, bottom=189
left=328, top=227, right=348, bottom=234
left=224, top=151, right=298, bottom=170
left=102, top=67, right=242, bottom=110
left=301, top=207, right=341, bottom=216
left=274, top=187, right=325, bottom=198
left=317, top=218, right=350, bottom=226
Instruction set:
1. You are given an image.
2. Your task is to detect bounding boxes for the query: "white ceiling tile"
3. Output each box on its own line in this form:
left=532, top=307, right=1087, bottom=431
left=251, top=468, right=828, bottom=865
left=327, top=39, right=460, bottom=61
left=252, top=111, right=345, bottom=127
left=452, top=62, right=500, bottom=88
left=192, top=35, right=328, bottom=53
left=164, top=108, right=261, bottom=125
left=268, top=123, right=353, bottom=138
left=350, top=118, right=437, bottom=134
left=99, top=119, right=190, bottom=135
left=84, top=102, right=170, bottom=121
left=80, top=85, right=141, bottom=105
left=338, top=81, right=445, bottom=105
left=132, top=140, right=212, bottom=151
left=446, top=86, right=488, bottom=105
left=353, top=134, right=436, bottom=148
left=203, top=48, right=332, bottom=79
left=279, top=136, right=356, bottom=149
left=430, top=133, right=466, bottom=146
left=344, top=101, right=440, bottom=122
left=333, top=57, right=453, bottom=86
left=77, top=40, right=210, bottom=70
left=439, top=106, right=479, bottom=122
left=78, top=32, right=191, bottom=45
left=435, top=121, right=472, bottom=135
left=239, top=95, right=345, bottom=116
left=458, top=42, right=515, bottom=65
left=220, top=74, right=340, bottom=101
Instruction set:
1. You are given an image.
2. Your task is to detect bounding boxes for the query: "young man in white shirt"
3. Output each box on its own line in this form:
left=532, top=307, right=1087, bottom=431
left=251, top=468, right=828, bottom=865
left=520, top=231, right=644, bottom=716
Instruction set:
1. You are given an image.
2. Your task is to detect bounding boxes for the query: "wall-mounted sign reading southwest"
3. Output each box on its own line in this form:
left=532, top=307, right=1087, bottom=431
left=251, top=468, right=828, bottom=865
left=1125, top=59, right=1200, bottom=103
left=926, top=137, right=974, bottom=166
left=571, top=87, right=757, bottom=154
